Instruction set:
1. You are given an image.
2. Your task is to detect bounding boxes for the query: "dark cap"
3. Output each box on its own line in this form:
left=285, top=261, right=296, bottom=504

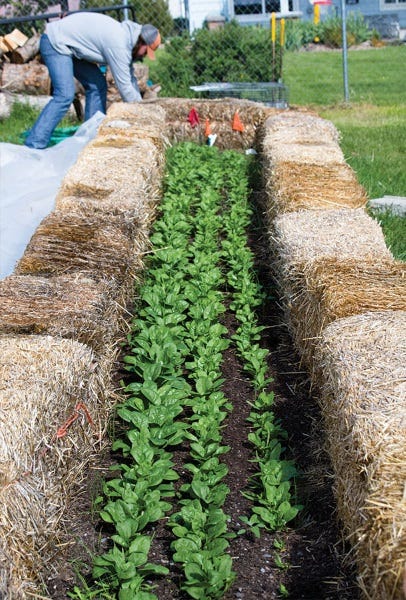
left=140, top=24, right=161, bottom=59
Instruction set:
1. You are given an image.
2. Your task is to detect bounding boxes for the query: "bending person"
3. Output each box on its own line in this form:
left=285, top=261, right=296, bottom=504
left=24, top=12, right=160, bottom=149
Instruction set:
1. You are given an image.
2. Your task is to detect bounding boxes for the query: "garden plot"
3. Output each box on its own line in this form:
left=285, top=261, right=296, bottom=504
left=0, top=100, right=404, bottom=600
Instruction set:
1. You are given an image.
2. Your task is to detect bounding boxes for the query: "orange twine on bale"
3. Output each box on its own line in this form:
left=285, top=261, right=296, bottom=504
left=55, top=402, right=95, bottom=439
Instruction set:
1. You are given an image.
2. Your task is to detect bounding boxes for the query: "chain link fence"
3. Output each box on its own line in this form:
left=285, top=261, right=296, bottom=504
left=0, top=0, right=289, bottom=103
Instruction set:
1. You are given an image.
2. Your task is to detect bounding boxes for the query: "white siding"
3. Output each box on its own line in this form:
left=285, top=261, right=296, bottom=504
left=167, top=0, right=185, bottom=20
left=189, top=0, right=224, bottom=30
left=167, top=0, right=225, bottom=31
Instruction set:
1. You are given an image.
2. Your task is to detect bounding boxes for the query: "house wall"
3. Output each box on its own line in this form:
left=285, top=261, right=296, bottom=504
left=298, top=0, right=406, bottom=35
left=168, top=0, right=227, bottom=31
left=168, top=0, right=405, bottom=35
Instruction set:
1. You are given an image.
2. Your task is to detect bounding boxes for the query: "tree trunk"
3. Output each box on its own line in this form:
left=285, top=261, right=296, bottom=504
left=11, top=34, right=41, bottom=64
left=0, top=62, right=51, bottom=94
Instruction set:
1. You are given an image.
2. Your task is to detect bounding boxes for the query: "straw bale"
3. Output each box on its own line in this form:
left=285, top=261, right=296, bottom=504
left=103, top=101, right=166, bottom=128
left=263, top=111, right=340, bottom=145
left=56, top=142, right=163, bottom=226
left=59, top=137, right=162, bottom=193
left=261, top=110, right=345, bottom=165
left=0, top=334, right=110, bottom=598
left=315, top=311, right=406, bottom=599
left=288, top=258, right=406, bottom=368
left=264, top=139, right=345, bottom=165
left=155, top=97, right=277, bottom=125
left=98, top=102, right=168, bottom=150
left=0, top=273, right=126, bottom=353
left=55, top=191, right=156, bottom=228
left=270, top=209, right=393, bottom=361
left=14, top=210, right=144, bottom=288
left=263, top=161, right=368, bottom=215
left=153, top=97, right=281, bottom=148
left=271, top=209, right=392, bottom=276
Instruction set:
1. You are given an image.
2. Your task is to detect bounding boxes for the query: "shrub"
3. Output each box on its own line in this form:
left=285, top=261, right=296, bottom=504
left=151, top=21, right=282, bottom=97
left=319, top=13, right=374, bottom=47
left=150, top=35, right=195, bottom=97
left=284, top=19, right=317, bottom=51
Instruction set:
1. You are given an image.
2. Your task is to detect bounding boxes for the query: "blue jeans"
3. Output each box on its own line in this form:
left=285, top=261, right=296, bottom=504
left=25, top=34, right=107, bottom=149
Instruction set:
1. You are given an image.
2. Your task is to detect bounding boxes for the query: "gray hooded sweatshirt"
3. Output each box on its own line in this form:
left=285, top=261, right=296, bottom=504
left=46, top=12, right=142, bottom=102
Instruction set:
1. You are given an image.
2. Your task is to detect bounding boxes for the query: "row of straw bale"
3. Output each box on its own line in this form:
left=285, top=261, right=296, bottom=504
left=0, top=102, right=169, bottom=597
left=0, top=97, right=280, bottom=597
left=262, top=111, right=405, bottom=599
left=155, top=97, right=280, bottom=149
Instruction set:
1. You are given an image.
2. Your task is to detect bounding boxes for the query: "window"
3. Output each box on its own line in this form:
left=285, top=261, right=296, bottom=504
left=381, top=0, right=406, bottom=8
left=234, top=0, right=266, bottom=16
left=265, top=0, right=281, bottom=12
left=231, top=0, right=296, bottom=17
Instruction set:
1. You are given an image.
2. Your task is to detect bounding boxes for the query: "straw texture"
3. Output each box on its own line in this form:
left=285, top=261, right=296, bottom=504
left=14, top=210, right=143, bottom=287
left=0, top=273, right=125, bottom=352
left=100, top=101, right=167, bottom=148
left=315, top=311, right=406, bottom=600
left=263, top=111, right=340, bottom=144
left=262, top=111, right=345, bottom=165
left=154, top=97, right=280, bottom=149
left=56, top=141, right=162, bottom=222
left=56, top=102, right=167, bottom=225
left=263, top=161, right=368, bottom=215
left=0, top=335, right=109, bottom=599
left=288, top=257, right=406, bottom=368
left=271, top=208, right=392, bottom=272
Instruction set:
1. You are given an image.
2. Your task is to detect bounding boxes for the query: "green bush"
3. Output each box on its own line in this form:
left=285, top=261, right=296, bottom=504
left=151, top=21, right=282, bottom=97
left=319, top=13, right=374, bottom=47
left=284, top=19, right=317, bottom=51
left=127, top=0, right=174, bottom=37
left=150, top=35, right=195, bottom=97
left=282, top=12, right=376, bottom=51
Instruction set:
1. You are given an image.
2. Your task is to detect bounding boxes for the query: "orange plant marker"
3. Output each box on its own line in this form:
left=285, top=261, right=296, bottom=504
left=232, top=111, right=244, bottom=132
left=204, top=118, right=212, bottom=136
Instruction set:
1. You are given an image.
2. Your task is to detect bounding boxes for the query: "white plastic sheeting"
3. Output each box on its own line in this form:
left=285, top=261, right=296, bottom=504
left=0, top=111, right=105, bottom=280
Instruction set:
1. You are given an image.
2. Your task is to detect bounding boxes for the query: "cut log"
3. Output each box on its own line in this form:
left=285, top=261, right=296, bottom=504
left=142, top=84, right=162, bottom=100
left=11, top=34, right=41, bottom=64
left=0, top=36, right=9, bottom=57
left=1, top=62, right=51, bottom=94
left=106, top=64, right=149, bottom=102
left=3, top=28, right=28, bottom=51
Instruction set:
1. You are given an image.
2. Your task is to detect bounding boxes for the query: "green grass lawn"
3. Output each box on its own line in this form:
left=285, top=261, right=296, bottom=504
left=282, top=45, right=406, bottom=197
left=283, top=45, right=406, bottom=107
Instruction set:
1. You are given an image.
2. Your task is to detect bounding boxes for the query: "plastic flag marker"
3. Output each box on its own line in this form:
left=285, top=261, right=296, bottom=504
left=232, top=111, right=244, bottom=132
left=187, top=107, right=200, bottom=128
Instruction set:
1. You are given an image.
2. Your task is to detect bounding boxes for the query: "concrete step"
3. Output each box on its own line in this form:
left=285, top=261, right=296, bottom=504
left=368, top=195, right=406, bottom=216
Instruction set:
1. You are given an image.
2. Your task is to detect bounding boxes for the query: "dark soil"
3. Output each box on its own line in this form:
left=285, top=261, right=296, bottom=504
left=46, top=184, right=360, bottom=600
